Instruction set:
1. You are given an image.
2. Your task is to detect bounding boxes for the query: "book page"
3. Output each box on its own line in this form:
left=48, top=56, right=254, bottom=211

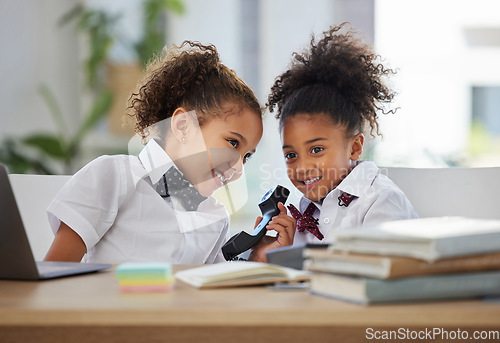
left=175, top=262, right=310, bottom=288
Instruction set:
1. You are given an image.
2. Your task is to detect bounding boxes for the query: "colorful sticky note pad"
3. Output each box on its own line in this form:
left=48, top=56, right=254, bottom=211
left=115, top=262, right=174, bottom=293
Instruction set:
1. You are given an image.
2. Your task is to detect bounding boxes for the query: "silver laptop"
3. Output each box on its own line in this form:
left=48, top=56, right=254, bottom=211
left=0, top=163, right=111, bottom=280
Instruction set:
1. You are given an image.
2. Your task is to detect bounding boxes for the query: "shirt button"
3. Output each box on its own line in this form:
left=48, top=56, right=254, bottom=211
left=323, top=218, right=330, bottom=224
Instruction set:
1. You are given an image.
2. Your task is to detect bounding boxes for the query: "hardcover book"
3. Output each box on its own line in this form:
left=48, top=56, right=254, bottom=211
left=331, top=217, right=500, bottom=262
left=309, top=270, right=500, bottom=304
left=304, top=249, right=500, bottom=279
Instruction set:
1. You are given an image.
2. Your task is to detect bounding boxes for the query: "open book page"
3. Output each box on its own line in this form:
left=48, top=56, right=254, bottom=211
left=175, top=262, right=310, bottom=289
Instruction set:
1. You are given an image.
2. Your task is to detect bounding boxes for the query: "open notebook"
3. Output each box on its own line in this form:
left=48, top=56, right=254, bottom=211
left=0, top=163, right=111, bottom=280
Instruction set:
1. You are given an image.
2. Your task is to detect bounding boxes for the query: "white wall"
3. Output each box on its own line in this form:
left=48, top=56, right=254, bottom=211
left=0, top=0, right=81, bottom=138
left=167, top=0, right=244, bottom=78
left=374, top=0, right=500, bottom=166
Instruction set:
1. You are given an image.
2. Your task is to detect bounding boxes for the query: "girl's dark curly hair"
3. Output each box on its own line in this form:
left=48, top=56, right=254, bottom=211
left=127, top=41, right=262, bottom=139
left=267, top=23, right=396, bottom=137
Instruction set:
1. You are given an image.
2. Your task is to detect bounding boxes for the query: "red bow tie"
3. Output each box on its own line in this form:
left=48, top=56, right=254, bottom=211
left=287, top=203, right=324, bottom=240
left=338, top=192, right=356, bottom=207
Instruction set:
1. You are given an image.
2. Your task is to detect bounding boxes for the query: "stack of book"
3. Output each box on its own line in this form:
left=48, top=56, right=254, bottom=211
left=115, top=262, right=175, bottom=293
left=305, top=217, right=500, bottom=304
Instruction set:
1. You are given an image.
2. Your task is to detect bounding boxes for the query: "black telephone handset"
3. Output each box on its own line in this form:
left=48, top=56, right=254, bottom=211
left=222, top=185, right=290, bottom=261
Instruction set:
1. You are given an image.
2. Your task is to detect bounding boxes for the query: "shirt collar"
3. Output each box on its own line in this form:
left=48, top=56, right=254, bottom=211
left=298, top=197, right=319, bottom=216
left=138, top=139, right=176, bottom=184
left=335, top=161, right=379, bottom=197
left=298, top=161, right=379, bottom=210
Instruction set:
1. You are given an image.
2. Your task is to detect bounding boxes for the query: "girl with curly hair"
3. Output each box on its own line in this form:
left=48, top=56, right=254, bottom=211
left=44, top=41, right=270, bottom=264
left=250, top=24, right=417, bottom=262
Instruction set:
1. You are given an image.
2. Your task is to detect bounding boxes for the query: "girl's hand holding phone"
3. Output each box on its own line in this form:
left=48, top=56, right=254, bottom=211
left=248, top=202, right=296, bottom=263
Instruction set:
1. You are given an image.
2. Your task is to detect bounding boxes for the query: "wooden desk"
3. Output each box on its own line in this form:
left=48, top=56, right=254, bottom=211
left=1, top=266, right=499, bottom=343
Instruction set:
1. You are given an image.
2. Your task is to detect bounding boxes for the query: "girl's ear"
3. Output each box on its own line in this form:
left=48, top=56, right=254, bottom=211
left=170, top=108, right=191, bottom=143
left=350, top=133, right=364, bottom=161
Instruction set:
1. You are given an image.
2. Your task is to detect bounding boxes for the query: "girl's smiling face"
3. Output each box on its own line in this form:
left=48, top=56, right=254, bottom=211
left=170, top=104, right=263, bottom=197
left=281, top=113, right=364, bottom=202
left=195, top=106, right=263, bottom=196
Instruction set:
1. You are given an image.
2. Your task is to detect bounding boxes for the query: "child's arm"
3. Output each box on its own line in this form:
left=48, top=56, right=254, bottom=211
left=248, top=203, right=296, bottom=263
left=44, top=222, right=87, bottom=262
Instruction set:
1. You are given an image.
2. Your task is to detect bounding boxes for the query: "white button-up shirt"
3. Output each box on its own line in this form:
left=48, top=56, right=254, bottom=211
left=47, top=140, right=230, bottom=264
left=292, top=161, right=418, bottom=245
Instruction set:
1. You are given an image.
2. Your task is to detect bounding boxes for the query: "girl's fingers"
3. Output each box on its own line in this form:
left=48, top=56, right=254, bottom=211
left=254, top=216, right=263, bottom=228
left=267, top=224, right=294, bottom=246
left=268, top=214, right=296, bottom=232
left=277, top=202, right=287, bottom=214
left=274, top=214, right=296, bottom=227
left=266, top=216, right=296, bottom=243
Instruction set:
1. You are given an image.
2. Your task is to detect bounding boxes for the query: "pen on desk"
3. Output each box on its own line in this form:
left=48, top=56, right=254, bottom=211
left=267, top=281, right=310, bottom=291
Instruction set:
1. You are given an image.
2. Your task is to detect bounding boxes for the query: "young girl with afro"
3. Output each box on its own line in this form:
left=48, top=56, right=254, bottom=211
left=44, top=41, right=269, bottom=264
left=250, top=24, right=418, bottom=262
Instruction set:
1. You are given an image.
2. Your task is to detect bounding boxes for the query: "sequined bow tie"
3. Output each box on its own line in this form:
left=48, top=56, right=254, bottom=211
left=154, top=166, right=207, bottom=211
left=287, top=202, right=324, bottom=240
left=338, top=192, right=356, bottom=207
